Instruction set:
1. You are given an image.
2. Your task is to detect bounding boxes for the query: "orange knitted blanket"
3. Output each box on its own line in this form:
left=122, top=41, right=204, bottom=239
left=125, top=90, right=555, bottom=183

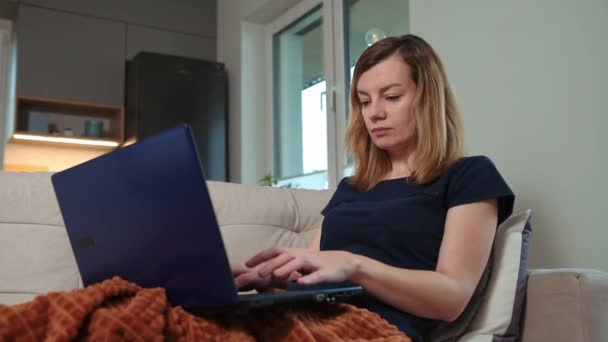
left=0, top=277, right=411, bottom=341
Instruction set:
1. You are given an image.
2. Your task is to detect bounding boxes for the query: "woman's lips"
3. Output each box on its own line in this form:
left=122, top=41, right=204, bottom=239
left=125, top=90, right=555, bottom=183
left=372, top=128, right=391, bottom=137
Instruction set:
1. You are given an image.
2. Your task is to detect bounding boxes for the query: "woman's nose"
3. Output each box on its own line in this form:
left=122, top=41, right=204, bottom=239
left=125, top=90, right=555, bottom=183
left=368, top=101, right=387, bottom=121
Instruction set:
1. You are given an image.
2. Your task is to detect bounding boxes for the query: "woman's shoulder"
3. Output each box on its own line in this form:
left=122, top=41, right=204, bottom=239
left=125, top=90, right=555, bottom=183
left=435, top=155, right=507, bottom=191
left=445, top=155, right=500, bottom=179
left=321, top=177, right=357, bottom=215
left=335, top=176, right=359, bottom=193
left=445, top=155, right=514, bottom=223
left=452, top=155, right=495, bottom=169
left=336, top=176, right=350, bottom=188
left=445, top=154, right=512, bottom=194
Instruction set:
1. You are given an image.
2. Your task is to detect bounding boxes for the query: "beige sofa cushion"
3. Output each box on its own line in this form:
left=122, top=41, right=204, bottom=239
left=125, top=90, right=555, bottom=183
left=0, top=223, right=80, bottom=304
left=207, top=180, right=332, bottom=264
left=522, top=269, right=608, bottom=342
left=0, top=172, right=80, bottom=305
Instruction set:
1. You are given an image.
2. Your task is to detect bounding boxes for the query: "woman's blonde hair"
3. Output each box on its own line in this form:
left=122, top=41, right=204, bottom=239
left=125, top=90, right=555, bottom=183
left=346, top=34, right=463, bottom=190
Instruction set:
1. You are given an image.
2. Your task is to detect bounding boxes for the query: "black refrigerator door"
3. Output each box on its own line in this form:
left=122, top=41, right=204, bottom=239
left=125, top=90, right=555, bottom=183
left=128, top=53, right=228, bottom=181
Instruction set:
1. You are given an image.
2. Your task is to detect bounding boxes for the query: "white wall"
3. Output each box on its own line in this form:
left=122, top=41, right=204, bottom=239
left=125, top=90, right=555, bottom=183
left=218, top=0, right=263, bottom=183
left=410, top=0, right=608, bottom=271
left=241, top=21, right=271, bottom=184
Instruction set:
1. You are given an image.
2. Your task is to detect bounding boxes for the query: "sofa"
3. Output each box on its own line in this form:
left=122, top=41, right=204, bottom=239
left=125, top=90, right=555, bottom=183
left=1, top=170, right=607, bottom=341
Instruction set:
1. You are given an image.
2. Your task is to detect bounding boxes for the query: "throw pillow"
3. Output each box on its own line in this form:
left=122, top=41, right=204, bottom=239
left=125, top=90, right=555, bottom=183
left=430, top=209, right=533, bottom=341
left=459, top=209, right=533, bottom=341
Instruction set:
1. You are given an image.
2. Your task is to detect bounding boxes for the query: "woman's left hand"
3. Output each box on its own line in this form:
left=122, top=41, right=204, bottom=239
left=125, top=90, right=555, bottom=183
left=245, top=248, right=359, bottom=285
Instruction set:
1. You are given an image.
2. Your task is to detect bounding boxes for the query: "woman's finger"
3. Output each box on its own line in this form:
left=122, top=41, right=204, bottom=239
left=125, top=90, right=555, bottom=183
left=234, top=272, right=254, bottom=289
left=273, top=257, right=308, bottom=278
left=231, top=263, right=249, bottom=276
left=246, top=247, right=284, bottom=267
left=235, top=270, right=270, bottom=291
left=297, top=271, right=326, bottom=285
left=258, top=252, right=293, bottom=277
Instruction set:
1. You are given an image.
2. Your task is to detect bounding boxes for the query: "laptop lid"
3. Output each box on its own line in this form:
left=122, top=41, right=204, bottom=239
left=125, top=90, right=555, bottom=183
left=52, top=124, right=238, bottom=308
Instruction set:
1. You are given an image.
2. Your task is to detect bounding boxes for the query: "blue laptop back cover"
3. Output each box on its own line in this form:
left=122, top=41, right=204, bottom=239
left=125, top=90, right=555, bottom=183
left=51, top=124, right=238, bottom=308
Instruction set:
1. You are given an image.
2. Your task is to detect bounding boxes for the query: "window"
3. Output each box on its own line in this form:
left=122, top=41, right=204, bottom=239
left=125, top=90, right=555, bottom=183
left=268, top=0, right=409, bottom=189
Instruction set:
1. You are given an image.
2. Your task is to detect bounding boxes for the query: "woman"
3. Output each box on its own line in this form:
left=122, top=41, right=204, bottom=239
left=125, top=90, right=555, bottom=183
left=234, top=34, right=514, bottom=341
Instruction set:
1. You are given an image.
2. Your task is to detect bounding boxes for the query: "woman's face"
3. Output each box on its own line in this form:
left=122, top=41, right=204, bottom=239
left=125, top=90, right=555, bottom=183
left=356, top=53, right=417, bottom=154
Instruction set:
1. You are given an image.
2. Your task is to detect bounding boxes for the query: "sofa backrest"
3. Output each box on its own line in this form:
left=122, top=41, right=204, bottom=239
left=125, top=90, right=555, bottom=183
left=0, top=172, right=79, bottom=305
left=207, top=180, right=332, bottom=263
left=0, top=171, right=332, bottom=304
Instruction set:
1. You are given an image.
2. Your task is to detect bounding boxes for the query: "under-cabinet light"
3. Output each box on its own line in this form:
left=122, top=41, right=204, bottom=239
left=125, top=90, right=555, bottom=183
left=12, top=134, right=119, bottom=147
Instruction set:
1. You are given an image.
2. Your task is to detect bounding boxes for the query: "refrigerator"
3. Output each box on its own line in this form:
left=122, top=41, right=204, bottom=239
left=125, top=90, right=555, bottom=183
left=125, top=52, right=228, bottom=181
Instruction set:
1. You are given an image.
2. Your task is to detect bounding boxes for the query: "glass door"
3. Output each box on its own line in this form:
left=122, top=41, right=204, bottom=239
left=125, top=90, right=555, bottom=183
left=269, top=1, right=334, bottom=189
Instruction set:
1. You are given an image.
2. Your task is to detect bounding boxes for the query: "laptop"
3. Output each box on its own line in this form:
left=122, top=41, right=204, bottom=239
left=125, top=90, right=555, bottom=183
left=51, top=123, right=363, bottom=313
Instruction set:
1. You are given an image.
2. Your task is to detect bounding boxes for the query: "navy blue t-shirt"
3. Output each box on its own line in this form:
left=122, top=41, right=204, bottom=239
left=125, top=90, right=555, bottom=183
left=320, top=156, right=515, bottom=342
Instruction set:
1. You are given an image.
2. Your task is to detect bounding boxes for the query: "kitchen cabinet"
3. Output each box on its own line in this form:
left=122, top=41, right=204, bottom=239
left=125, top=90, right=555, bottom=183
left=126, top=24, right=216, bottom=61
left=16, top=4, right=126, bottom=106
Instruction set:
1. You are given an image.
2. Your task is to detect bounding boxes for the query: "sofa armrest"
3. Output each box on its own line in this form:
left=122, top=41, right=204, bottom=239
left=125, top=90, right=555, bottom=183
left=522, top=268, right=608, bottom=342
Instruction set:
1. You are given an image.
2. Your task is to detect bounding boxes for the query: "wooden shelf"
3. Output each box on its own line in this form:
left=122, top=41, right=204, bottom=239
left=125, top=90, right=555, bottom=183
left=14, top=96, right=125, bottom=146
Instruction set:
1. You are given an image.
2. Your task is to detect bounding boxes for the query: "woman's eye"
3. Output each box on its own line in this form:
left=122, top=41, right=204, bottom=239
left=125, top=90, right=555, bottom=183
left=386, top=95, right=401, bottom=101
left=360, top=100, right=370, bottom=107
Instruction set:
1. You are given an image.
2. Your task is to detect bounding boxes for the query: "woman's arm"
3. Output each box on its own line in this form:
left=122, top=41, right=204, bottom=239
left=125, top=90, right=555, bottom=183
left=349, top=200, right=497, bottom=321
left=308, top=220, right=322, bottom=251
left=248, top=199, right=498, bottom=322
